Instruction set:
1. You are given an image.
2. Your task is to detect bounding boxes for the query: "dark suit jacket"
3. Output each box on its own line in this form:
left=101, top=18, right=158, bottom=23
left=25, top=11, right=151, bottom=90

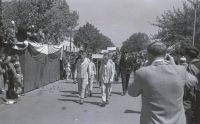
left=128, top=60, right=198, bottom=124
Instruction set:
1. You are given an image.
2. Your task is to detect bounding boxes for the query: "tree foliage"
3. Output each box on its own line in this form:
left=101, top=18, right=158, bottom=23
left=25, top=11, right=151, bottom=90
left=154, top=0, right=200, bottom=50
left=74, top=22, right=114, bottom=53
left=2, top=0, right=79, bottom=44
left=121, top=32, right=150, bottom=53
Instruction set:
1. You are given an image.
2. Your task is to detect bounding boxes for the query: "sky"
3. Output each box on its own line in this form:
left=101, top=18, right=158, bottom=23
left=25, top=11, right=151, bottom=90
left=66, top=0, right=185, bottom=47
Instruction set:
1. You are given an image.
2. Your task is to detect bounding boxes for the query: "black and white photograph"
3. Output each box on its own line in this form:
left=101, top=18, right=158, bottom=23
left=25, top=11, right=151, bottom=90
left=0, top=0, right=200, bottom=124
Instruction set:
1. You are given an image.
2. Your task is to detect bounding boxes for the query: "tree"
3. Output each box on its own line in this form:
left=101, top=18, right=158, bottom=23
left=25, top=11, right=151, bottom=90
left=74, top=22, right=114, bottom=52
left=2, top=0, right=79, bottom=44
left=154, top=0, right=200, bottom=50
left=0, top=0, right=3, bottom=43
left=121, top=32, right=150, bottom=53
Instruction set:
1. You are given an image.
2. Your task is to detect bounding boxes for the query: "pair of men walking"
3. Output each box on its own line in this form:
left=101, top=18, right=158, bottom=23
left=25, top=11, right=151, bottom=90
left=74, top=51, right=115, bottom=106
left=74, top=51, right=96, bottom=104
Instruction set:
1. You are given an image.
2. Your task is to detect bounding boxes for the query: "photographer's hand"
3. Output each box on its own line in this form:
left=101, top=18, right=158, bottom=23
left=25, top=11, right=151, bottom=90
left=165, top=54, right=176, bottom=65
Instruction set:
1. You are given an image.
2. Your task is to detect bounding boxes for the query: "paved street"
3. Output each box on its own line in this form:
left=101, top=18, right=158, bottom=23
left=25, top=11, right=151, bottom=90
left=0, top=75, right=141, bottom=124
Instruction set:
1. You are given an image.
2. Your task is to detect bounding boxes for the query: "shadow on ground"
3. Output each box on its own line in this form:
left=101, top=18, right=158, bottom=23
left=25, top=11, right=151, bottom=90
left=111, top=91, right=122, bottom=96
left=124, top=109, right=141, bottom=114
left=61, top=95, right=78, bottom=98
left=58, top=98, right=79, bottom=103
left=60, top=91, right=78, bottom=95
left=58, top=98, right=101, bottom=106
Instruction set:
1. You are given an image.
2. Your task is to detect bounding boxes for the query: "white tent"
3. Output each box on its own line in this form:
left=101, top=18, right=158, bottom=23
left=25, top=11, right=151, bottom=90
left=107, top=47, right=117, bottom=51
left=60, top=40, right=79, bottom=52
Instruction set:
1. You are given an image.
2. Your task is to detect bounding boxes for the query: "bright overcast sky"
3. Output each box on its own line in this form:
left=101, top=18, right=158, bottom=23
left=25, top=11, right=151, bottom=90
left=66, top=0, right=185, bottom=47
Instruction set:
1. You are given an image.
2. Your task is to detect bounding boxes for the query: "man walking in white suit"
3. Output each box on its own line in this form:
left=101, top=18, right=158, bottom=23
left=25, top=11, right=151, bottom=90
left=99, top=53, right=115, bottom=107
left=74, top=51, right=90, bottom=104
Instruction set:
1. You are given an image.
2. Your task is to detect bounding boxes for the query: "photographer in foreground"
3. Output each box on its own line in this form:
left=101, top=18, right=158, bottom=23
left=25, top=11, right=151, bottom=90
left=128, top=41, right=197, bottom=124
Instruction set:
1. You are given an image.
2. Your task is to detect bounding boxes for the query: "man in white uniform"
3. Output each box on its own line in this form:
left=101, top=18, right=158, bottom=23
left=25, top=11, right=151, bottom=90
left=74, top=51, right=90, bottom=104
left=99, top=53, right=115, bottom=107
left=88, top=55, right=96, bottom=97
left=108, top=53, right=115, bottom=96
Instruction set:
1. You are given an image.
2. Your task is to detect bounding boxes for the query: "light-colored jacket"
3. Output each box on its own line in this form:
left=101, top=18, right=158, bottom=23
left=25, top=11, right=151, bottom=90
left=74, top=58, right=90, bottom=79
left=99, top=60, right=115, bottom=84
left=128, top=60, right=198, bottom=124
left=108, top=59, right=115, bottom=82
left=89, top=61, right=96, bottom=77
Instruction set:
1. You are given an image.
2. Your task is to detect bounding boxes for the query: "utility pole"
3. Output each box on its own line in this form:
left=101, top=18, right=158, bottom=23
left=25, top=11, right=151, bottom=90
left=192, top=0, right=199, bottom=46
left=69, top=28, right=72, bottom=53
left=0, top=0, right=3, bottom=44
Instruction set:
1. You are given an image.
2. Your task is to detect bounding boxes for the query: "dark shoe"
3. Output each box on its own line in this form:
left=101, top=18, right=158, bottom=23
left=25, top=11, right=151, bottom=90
left=121, top=92, right=125, bottom=96
left=106, top=100, right=109, bottom=104
left=101, top=102, right=106, bottom=107
left=88, top=91, right=92, bottom=97
left=80, top=99, right=84, bottom=105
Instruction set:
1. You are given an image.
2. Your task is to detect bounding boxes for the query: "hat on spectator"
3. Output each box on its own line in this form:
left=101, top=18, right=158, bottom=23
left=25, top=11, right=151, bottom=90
left=185, top=46, right=199, bottom=59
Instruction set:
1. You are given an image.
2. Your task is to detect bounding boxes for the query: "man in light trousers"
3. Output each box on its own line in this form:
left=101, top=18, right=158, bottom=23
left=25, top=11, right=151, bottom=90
left=108, top=54, right=115, bottom=96
left=88, top=55, right=96, bottom=97
left=74, top=51, right=90, bottom=104
left=99, top=53, right=115, bottom=107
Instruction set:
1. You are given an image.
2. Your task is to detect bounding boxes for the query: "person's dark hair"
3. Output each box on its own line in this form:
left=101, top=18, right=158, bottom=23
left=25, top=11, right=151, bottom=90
left=147, top=41, right=167, bottom=56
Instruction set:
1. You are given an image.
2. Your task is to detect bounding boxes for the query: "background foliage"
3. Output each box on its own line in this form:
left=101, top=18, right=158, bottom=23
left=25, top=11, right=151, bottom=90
left=74, top=22, right=115, bottom=52
left=120, top=32, right=150, bottom=53
left=2, top=0, right=79, bottom=44
left=154, top=0, right=200, bottom=51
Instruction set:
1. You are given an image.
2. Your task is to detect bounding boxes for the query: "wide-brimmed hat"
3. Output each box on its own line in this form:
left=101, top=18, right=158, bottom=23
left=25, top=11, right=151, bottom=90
left=185, top=47, right=199, bottom=58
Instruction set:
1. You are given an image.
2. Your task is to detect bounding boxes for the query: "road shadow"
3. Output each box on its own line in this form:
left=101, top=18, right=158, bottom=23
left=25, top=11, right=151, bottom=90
left=60, top=91, right=78, bottom=95
left=92, top=92, right=101, bottom=95
left=84, top=101, right=101, bottom=106
left=61, top=94, right=78, bottom=98
left=58, top=99, right=101, bottom=106
left=58, top=98, right=79, bottom=104
left=124, top=109, right=141, bottom=114
left=90, top=95, right=101, bottom=98
left=60, top=79, right=74, bottom=83
left=111, top=91, right=122, bottom=96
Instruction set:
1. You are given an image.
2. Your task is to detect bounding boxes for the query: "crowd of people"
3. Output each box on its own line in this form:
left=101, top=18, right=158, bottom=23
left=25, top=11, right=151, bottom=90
left=0, top=46, right=23, bottom=104
left=1, top=28, right=200, bottom=124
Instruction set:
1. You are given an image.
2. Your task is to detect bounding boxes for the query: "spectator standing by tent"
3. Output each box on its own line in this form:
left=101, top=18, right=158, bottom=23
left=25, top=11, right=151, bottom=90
left=74, top=51, right=90, bottom=104
left=128, top=41, right=198, bottom=124
left=184, top=47, right=200, bottom=124
left=99, top=53, right=114, bottom=107
left=4, top=54, right=18, bottom=104
left=88, top=55, right=96, bottom=97
left=64, top=62, right=71, bottom=80
left=0, top=52, right=6, bottom=94
left=12, top=54, right=24, bottom=96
